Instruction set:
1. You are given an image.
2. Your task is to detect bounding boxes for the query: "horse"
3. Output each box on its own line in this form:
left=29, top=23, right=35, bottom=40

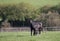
left=30, top=20, right=43, bottom=36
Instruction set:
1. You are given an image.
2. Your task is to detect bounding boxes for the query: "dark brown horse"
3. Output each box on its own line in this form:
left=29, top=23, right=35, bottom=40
left=30, top=20, right=43, bottom=36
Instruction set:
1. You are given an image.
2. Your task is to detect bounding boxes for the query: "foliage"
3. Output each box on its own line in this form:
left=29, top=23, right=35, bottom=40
left=0, top=2, right=38, bottom=21
left=0, top=2, right=60, bottom=27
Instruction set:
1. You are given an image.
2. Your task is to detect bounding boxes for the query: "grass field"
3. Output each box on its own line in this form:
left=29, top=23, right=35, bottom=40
left=0, top=31, right=60, bottom=41
left=0, top=0, right=60, bottom=8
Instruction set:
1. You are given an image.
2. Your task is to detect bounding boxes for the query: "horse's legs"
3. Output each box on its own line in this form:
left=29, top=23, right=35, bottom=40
left=39, top=28, right=41, bottom=34
left=33, top=28, right=35, bottom=35
left=39, top=30, right=41, bottom=34
left=33, top=28, right=38, bottom=35
left=31, top=28, right=36, bottom=36
left=35, top=30, right=38, bottom=35
left=31, top=28, right=33, bottom=36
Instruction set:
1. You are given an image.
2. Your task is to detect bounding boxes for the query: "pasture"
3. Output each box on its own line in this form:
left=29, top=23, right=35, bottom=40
left=0, top=31, right=60, bottom=41
left=0, top=0, right=60, bottom=41
left=0, top=0, right=60, bottom=8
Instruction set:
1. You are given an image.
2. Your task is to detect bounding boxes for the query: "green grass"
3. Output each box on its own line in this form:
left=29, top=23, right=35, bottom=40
left=0, top=0, right=60, bottom=8
left=0, top=31, right=60, bottom=41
